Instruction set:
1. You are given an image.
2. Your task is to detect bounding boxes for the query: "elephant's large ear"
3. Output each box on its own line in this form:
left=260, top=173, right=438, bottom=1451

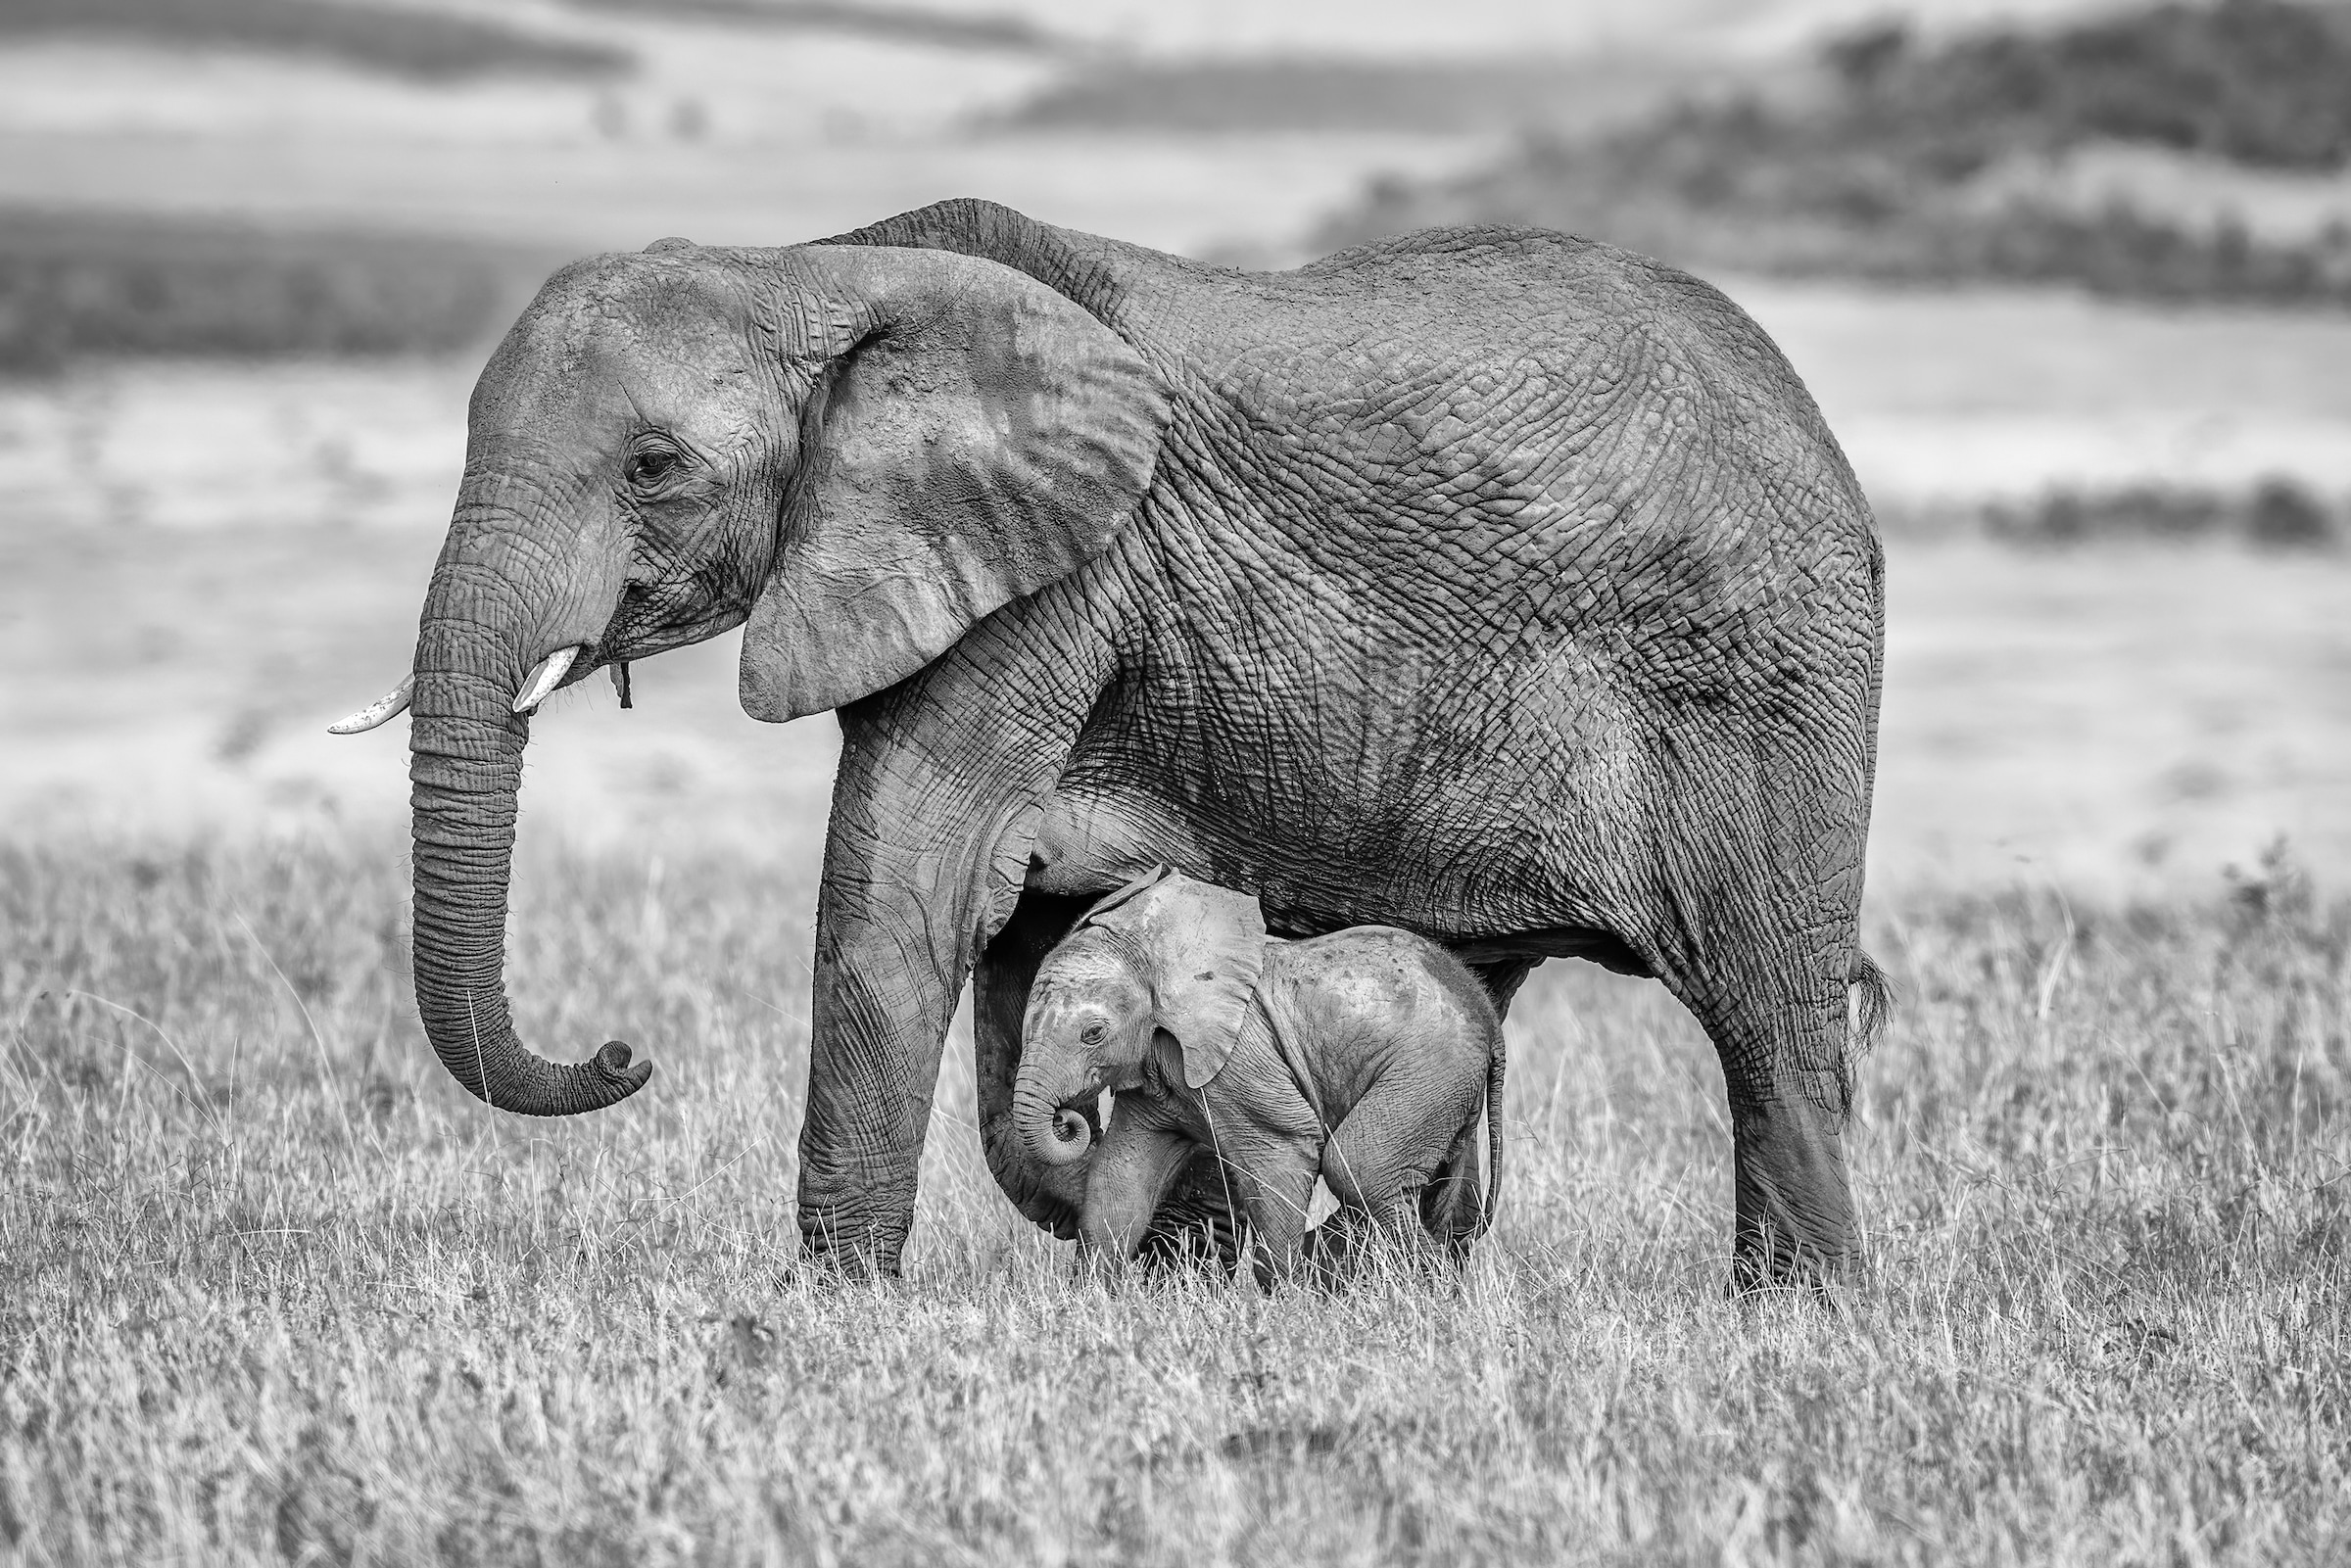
left=1088, top=875, right=1266, bottom=1091
left=739, top=246, right=1169, bottom=722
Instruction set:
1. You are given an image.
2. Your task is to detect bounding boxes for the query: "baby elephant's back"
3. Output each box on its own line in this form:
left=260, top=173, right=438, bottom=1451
left=1263, top=927, right=1501, bottom=1106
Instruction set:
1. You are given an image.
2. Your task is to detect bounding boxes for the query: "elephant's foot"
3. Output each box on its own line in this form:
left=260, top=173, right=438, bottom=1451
left=794, top=1175, right=919, bottom=1279
left=1728, top=1095, right=1860, bottom=1292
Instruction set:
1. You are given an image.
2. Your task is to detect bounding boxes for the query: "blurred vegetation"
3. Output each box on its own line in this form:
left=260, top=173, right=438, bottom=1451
left=1814, top=0, right=2351, bottom=173
left=998, top=54, right=1733, bottom=137
left=0, top=210, right=567, bottom=373
left=1982, top=478, right=2345, bottom=549
left=0, top=0, right=630, bottom=79
left=564, top=0, right=1056, bottom=53
left=1878, top=478, right=2348, bottom=550
left=1317, top=0, right=2351, bottom=307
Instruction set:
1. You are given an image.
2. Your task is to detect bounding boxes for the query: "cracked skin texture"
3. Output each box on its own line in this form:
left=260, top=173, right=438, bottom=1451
left=813, top=205, right=1882, bottom=1285
left=402, top=197, right=1883, bottom=1292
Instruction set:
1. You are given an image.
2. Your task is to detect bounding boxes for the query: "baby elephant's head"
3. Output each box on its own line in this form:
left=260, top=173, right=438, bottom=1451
left=1017, top=927, right=1157, bottom=1165
left=1014, top=871, right=1269, bottom=1168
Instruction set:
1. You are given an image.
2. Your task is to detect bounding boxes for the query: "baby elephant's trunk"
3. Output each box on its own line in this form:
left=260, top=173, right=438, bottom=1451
left=1013, top=1072, right=1095, bottom=1168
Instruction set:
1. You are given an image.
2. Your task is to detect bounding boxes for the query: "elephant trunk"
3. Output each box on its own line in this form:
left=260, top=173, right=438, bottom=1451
left=407, top=540, right=649, bottom=1117
left=1013, top=1056, right=1094, bottom=1168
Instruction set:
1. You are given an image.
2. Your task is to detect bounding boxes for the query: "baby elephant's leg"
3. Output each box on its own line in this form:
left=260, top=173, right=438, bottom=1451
left=1080, top=1101, right=1200, bottom=1273
left=1419, top=1118, right=1486, bottom=1258
left=1320, top=1061, right=1485, bottom=1272
left=1213, top=1130, right=1322, bottom=1290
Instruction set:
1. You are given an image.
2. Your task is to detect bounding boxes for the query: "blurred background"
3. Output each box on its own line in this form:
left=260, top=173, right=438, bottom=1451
left=3, top=0, right=2348, bottom=897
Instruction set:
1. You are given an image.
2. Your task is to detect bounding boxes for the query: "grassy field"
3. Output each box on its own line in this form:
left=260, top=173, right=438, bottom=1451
left=3, top=836, right=2346, bottom=1562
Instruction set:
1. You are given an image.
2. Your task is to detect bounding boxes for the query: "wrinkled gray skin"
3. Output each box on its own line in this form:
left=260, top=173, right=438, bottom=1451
left=1015, top=873, right=1505, bottom=1287
left=397, top=199, right=1884, bottom=1289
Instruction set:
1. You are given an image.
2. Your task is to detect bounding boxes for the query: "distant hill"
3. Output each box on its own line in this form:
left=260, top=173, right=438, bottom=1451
left=0, top=0, right=629, bottom=79
left=1313, top=0, right=2351, bottom=307
left=0, top=210, right=567, bottom=371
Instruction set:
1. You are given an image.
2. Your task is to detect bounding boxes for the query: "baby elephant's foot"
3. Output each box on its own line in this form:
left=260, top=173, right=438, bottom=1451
left=1301, top=1212, right=1365, bottom=1290
left=1347, top=1218, right=1462, bottom=1287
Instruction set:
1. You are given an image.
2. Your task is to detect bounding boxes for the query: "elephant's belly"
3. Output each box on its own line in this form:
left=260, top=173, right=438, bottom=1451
left=1032, top=642, right=1655, bottom=944
left=1026, top=784, right=1206, bottom=897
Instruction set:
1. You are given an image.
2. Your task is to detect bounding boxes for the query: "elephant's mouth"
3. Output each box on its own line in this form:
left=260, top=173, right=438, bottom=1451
left=595, top=569, right=756, bottom=670
left=600, top=609, right=745, bottom=670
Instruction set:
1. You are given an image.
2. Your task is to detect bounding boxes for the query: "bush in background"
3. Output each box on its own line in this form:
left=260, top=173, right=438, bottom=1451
left=996, top=54, right=1729, bottom=137
left=1820, top=0, right=2351, bottom=175
left=0, top=210, right=568, bottom=372
left=1877, top=478, right=2347, bottom=549
left=1316, top=0, right=2351, bottom=308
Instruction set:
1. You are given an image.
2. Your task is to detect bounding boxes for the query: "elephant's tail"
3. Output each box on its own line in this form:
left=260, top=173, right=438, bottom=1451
left=1468, top=1026, right=1507, bottom=1243
left=1849, top=948, right=1894, bottom=1062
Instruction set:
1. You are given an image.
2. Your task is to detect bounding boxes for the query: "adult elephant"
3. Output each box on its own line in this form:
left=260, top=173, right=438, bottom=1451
left=337, top=199, right=1886, bottom=1288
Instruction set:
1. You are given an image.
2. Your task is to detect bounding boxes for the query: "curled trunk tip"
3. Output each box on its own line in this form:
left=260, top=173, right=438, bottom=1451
left=1017, top=1080, right=1095, bottom=1167
left=408, top=628, right=653, bottom=1119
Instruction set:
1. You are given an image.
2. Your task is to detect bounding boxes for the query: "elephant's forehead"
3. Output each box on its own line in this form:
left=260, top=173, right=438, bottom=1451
left=473, top=284, right=758, bottom=434
left=1040, top=934, right=1133, bottom=989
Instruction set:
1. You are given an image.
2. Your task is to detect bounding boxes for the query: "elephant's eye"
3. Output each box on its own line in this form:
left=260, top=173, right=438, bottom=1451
left=626, top=449, right=682, bottom=489
left=1080, top=1022, right=1108, bottom=1046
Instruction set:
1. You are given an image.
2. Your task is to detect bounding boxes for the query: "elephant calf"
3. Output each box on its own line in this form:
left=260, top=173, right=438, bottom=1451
left=1015, top=869, right=1504, bottom=1285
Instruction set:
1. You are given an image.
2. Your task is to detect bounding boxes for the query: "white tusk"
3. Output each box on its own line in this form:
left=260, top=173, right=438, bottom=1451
left=326, top=674, right=413, bottom=736
left=512, top=644, right=583, bottom=715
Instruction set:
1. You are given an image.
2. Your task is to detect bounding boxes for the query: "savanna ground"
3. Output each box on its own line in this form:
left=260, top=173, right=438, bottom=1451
left=3, top=832, right=2347, bottom=1564
left=8, top=3, right=2351, bottom=1559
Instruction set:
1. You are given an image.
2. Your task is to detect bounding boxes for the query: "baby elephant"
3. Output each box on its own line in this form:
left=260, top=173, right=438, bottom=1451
left=1015, top=869, right=1504, bottom=1285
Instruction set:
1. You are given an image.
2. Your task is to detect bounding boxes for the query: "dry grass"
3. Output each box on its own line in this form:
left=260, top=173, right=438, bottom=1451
left=3, top=834, right=2347, bottom=1563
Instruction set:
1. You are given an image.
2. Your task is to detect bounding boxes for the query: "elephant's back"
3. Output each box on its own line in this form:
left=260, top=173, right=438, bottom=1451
left=1172, top=224, right=1876, bottom=584
left=1295, top=224, right=1820, bottom=410
left=1154, top=223, right=1880, bottom=717
left=1265, top=927, right=1501, bottom=1069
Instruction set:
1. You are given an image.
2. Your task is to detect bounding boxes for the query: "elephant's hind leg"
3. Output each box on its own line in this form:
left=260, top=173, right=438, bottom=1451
left=1642, top=749, right=1870, bottom=1289
left=1649, top=925, right=1863, bottom=1289
left=1418, top=1117, right=1485, bottom=1259
left=1319, top=1069, right=1483, bottom=1276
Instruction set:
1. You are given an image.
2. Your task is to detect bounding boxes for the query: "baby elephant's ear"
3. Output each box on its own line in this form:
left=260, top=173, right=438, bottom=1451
left=1078, top=865, right=1169, bottom=926
left=1091, top=875, right=1266, bottom=1090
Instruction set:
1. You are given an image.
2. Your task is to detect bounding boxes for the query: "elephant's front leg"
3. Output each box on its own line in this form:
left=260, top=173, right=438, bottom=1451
left=1078, top=1098, right=1199, bottom=1272
left=793, top=621, right=1114, bottom=1274
left=1230, top=1144, right=1321, bottom=1291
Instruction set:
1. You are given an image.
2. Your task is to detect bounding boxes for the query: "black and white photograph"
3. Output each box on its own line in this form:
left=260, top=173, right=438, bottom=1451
left=3, top=0, right=2348, bottom=1559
